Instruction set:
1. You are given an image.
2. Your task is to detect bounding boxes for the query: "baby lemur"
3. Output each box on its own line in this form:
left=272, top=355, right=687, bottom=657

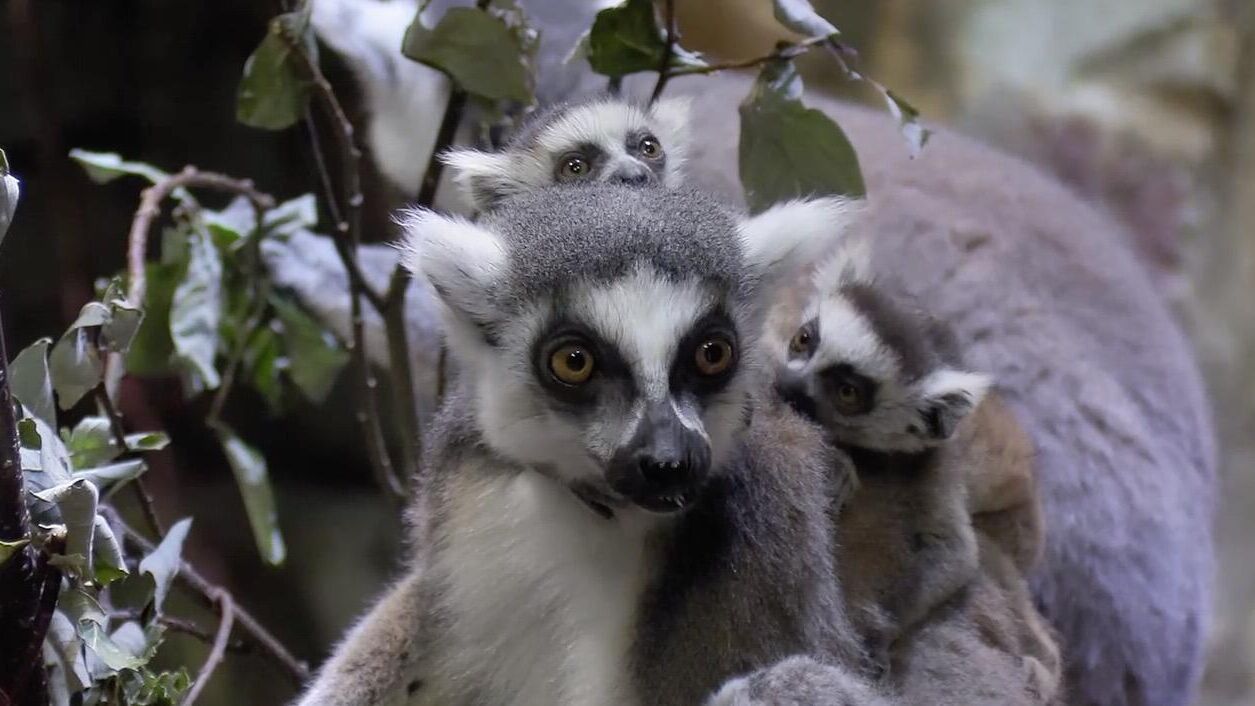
left=440, top=94, right=691, bottom=211
left=773, top=244, right=1061, bottom=701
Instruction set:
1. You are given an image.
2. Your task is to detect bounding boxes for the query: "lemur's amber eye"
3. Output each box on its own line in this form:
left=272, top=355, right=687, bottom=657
left=834, top=383, right=863, bottom=413
left=638, top=135, right=662, bottom=159
left=695, top=338, right=735, bottom=376
left=561, top=155, right=590, bottom=178
left=550, top=344, right=595, bottom=385
left=789, top=322, right=818, bottom=358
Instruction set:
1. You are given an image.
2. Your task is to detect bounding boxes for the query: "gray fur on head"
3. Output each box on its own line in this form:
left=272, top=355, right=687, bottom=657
left=440, top=95, right=692, bottom=210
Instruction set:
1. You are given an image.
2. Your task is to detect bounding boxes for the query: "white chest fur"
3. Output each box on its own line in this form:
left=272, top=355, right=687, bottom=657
left=427, top=470, right=650, bottom=706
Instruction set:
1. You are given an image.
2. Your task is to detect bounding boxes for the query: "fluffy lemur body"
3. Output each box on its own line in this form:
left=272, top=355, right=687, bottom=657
left=770, top=247, right=1062, bottom=700
left=296, top=186, right=873, bottom=706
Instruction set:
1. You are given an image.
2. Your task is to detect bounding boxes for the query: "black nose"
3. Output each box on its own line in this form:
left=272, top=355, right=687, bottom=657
left=637, top=452, right=696, bottom=491
left=612, top=165, right=651, bottom=186
left=776, top=376, right=818, bottom=421
left=607, top=402, right=711, bottom=508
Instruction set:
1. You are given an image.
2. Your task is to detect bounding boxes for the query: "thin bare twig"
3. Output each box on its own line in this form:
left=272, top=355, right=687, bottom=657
left=108, top=508, right=310, bottom=685
left=94, top=383, right=164, bottom=538
left=649, top=0, right=677, bottom=104
left=181, top=589, right=234, bottom=706
left=284, top=31, right=410, bottom=503
left=125, top=167, right=275, bottom=308
left=109, top=609, right=251, bottom=653
left=667, top=35, right=831, bottom=77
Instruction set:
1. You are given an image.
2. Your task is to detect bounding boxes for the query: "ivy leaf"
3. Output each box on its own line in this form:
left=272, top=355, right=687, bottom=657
left=126, top=432, right=171, bottom=452
left=877, top=88, right=930, bottom=158
left=33, top=479, right=100, bottom=567
left=123, top=668, right=190, bottom=706
left=126, top=262, right=182, bottom=376
left=215, top=425, right=285, bottom=565
left=68, top=149, right=171, bottom=187
left=583, top=0, right=705, bottom=78
left=102, top=299, right=145, bottom=355
left=170, top=226, right=223, bottom=392
left=404, top=7, right=531, bottom=102
left=772, top=0, right=839, bottom=38
left=237, top=4, right=317, bottom=130
left=738, top=60, right=865, bottom=213
left=81, top=622, right=146, bottom=671
left=1, top=147, right=19, bottom=250
left=10, top=337, right=56, bottom=426
left=48, top=302, right=111, bottom=410
left=245, top=323, right=286, bottom=415
left=75, top=459, right=147, bottom=492
left=139, top=517, right=191, bottom=613
left=21, top=413, right=73, bottom=495
left=271, top=295, right=349, bottom=404
left=92, top=514, right=128, bottom=584
left=44, top=610, right=90, bottom=696
left=66, top=416, right=118, bottom=469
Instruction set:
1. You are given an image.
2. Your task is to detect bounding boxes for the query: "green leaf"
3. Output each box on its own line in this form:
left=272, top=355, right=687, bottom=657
left=738, top=60, right=865, bottom=213
left=60, top=586, right=107, bottom=628
left=44, top=610, right=90, bottom=695
left=66, top=416, right=118, bottom=469
left=126, top=262, right=182, bottom=376
left=878, top=88, right=930, bottom=158
left=49, top=302, right=111, bottom=410
left=102, top=299, right=145, bottom=355
left=126, top=432, right=170, bottom=452
left=33, top=479, right=100, bottom=567
left=123, top=668, right=190, bottom=706
left=271, top=295, right=349, bottom=403
left=17, top=418, right=40, bottom=449
left=20, top=413, right=73, bottom=492
left=1, top=147, right=19, bottom=250
left=69, top=149, right=171, bottom=186
left=93, top=514, right=128, bottom=584
left=10, top=337, right=56, bottom=426
left=403, top=7, right=531, bottom=102
left=584, top=0, right=703, bottom=78
left=76, top=459, right=147, bottom=491
left=139, top=517, right=191, bottom=612
left=264, top=193, right=318, bottom=237
left=0, top=538, right=28, bottom=566
left=245, top=323, right=285, bottom=415
left=214, top=424, right=285, bottom=565
left=80, top=622, right=145, bottom=671
left=772, top=0, right=839, bottom=38
left=170, top=226, right=223, bottom=391
left=237, top=6, right=317, bottom=130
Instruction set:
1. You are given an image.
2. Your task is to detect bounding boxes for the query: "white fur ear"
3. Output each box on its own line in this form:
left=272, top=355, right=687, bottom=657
left=812, top=235, right=873, bottom=293
left=913, top=369, right=992, bottom=441
left=649, top=96, right=692, bottom=182
left=395, top=208, right=506, bottom=326
left=439, top=149, right=520, bottom=211
left=737, top=196, right=862, bottom=292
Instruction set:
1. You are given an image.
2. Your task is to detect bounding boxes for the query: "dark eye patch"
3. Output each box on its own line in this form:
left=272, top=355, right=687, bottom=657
left=819, top=364, right=877, bottom=415
left=553, top=143, right=606, bottom=182
left=669, top=310, right=739, bottom=397
left=625, top=130, right=668, bottom=177
left=532, top=319, right=633, bottom=409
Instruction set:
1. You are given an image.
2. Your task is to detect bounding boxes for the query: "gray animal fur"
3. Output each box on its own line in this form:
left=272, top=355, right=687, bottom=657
left=295, top=185, right=867, bottom=705
left=281, top=4, right=1217, bottom=704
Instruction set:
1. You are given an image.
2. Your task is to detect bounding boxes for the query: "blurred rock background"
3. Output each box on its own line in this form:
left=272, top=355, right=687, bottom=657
left=1, top=0, right=1252, bottom=703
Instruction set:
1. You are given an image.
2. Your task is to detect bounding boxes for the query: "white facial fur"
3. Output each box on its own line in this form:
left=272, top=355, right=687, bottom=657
left=440, top=96, right=693, bottom=210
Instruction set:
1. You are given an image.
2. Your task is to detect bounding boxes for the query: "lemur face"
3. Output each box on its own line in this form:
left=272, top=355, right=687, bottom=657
left=775, top=253, right=990, bottom=454
left=400, top=186, right=856, bottom=515
left=440, top=96, right=691, bottom=211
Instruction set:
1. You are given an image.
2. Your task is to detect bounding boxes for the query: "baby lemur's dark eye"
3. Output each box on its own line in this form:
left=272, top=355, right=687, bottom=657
left=549, top=343, right=595, bottom=385
left=561, top=154, right=590, bottom=178
left=834, top=383, right=862, bottom=413
left=638, top=135, right=662, bottom=159
left=788, top=320, right=819, bottom=359
left=695, top=337, right=735, bottom=377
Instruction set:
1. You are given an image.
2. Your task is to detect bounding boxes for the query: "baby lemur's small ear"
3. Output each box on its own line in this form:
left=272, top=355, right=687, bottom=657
left=737, top=196, right=864, bottom=299
left=439, top=149, right=520, bottom=211
left=394, top=208, right=506, bottom=328
left=913, top=369, right=992, bottom=441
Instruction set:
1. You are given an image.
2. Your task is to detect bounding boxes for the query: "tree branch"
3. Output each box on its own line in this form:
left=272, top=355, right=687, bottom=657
left=180, top=589, right=234, bottom=706
left=667, top=35, right=830, bottom=77
left=126, top=167, right=275, bottom=308
left=649, top=0, right=677, bottom=104
left=94, top=383, right=164, bottom=538
left=107, top=508, right=310, bottom=686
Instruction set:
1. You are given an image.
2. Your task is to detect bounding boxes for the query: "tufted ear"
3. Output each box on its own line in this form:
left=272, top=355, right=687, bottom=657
left=439, top=149, right=523, bottom=211
left=648, top=95, right=692, bottom=184
left=737, top=196, right=862, bottom=299
left=912, top=369, right=992, bottom=441
left=395, top=208, right=507, bottom=329
left=812, top=234, right=874, bottom=293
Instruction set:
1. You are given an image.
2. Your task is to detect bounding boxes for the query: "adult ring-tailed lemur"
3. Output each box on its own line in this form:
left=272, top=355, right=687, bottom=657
left=271, top=2, right=1218, bottom=706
